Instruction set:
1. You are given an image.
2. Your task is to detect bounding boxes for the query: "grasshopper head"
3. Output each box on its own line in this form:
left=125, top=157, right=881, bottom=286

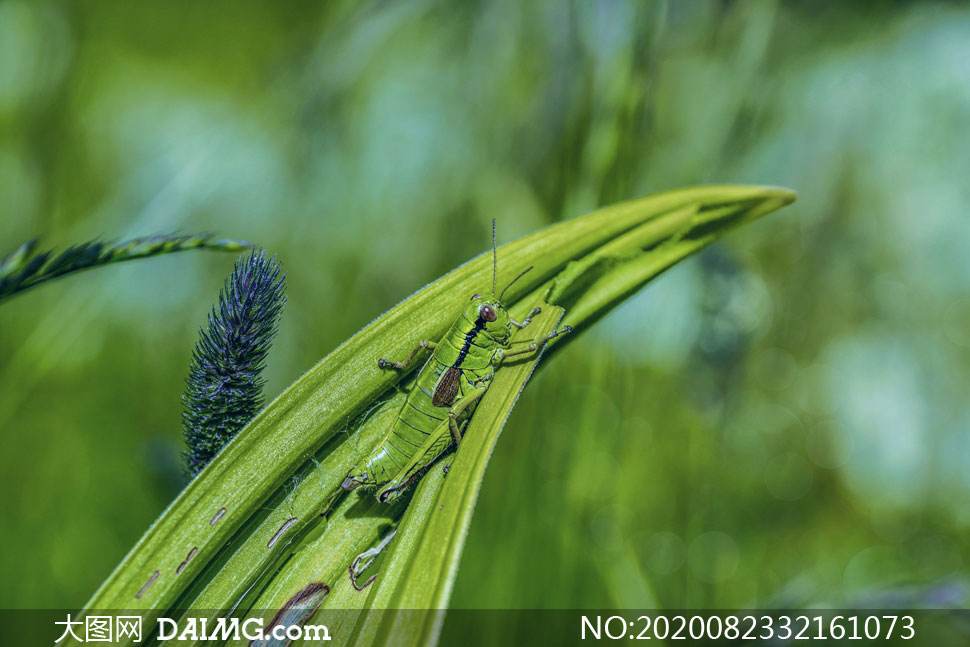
left=467, top=294, right=511, bottom=342
left=473, top=219, right=531, bottom=343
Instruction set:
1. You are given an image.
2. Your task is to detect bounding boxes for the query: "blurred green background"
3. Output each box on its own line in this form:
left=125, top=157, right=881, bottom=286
left=2, top=0, right=969, bottom=613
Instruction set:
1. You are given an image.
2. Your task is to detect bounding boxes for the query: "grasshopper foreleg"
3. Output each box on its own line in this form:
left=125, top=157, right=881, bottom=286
left=377, top=340, right=436, bottom=370
left=510, top=307, right=542, bottom=329
left=495, top=324, right=572, bottom=362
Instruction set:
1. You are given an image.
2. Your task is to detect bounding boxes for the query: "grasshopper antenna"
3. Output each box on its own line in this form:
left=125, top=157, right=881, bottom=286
left=491, top=218, right=497, bottom=297
left=500, top=265, right=533, bottom=302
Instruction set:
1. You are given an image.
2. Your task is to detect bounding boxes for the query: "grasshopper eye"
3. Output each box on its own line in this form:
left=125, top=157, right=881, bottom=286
left=470, top=294, right=482, bottom=301
left=481, top=305, right=497, bottom=322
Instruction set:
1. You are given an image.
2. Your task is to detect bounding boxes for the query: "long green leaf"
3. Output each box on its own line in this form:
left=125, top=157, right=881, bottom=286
left=0, top=233, right=249, bottom=303
left=71, top=185, right=794, bottom=647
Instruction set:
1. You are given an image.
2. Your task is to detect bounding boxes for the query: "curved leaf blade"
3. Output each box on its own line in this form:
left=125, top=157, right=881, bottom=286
left=72, top=186, right=795, bottom=647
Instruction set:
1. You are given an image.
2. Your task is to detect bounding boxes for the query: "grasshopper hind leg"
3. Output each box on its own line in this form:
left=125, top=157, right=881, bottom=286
left=377, top=466, right=429, bottom=503
left=341, top=470, right=371, bottom=491
left=341, top=475, right=361, bottom=490
left=341, top=455, right=386, bottom=491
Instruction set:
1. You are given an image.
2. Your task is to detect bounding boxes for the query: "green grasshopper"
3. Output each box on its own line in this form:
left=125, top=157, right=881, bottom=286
left=341, top=221, right=571, bottom=503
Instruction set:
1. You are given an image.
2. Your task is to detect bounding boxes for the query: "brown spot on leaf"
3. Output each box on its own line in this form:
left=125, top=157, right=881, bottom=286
left=176, top=547, right=198, bottom=575
left=135, top=570, right=160, bottom=599
left=253, top=582, right=330, bottom=646
left=268, top=517, right=298, bottom=548
left=210, top=507, right=226, bottom=525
